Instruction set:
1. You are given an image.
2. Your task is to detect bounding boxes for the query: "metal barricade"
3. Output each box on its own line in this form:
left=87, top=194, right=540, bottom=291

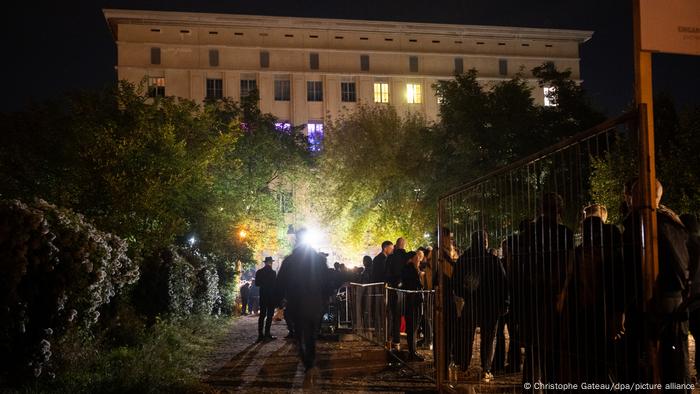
left=387, top=287, right=437, bottom=381
left=347, top=282, right=437, bottom=381
left=347, top=282, right=388, bottom=346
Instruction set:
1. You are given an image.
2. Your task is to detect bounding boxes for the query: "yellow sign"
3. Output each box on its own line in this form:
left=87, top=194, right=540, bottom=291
left=639, top=0, right=700, bottom=56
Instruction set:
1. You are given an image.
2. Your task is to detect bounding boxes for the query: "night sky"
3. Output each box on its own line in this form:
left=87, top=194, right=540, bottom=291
left=3, top=0, right=699, bottom=115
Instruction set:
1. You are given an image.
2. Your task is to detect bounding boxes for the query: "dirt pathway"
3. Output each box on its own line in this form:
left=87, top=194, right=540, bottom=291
left=201, top=314, right=437, bottom=393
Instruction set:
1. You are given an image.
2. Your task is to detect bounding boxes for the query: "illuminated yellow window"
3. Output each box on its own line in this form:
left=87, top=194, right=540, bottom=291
left=406, top=83, right=422, bottom=104
left=373, top=82, right=389, bottom=103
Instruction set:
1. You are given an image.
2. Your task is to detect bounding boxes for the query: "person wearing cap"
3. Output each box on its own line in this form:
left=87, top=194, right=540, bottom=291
left=255, top=256, right=277, bottom=342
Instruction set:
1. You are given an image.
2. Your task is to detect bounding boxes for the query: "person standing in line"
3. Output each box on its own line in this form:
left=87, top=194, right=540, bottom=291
left=418, top=246, right=434, bottom=349
left=402, top=250, right=425, bottom=361
left=386, top=238, right=408, bottom=351
left=371, top=241, right=394, bottom=283
left=454, top=230, right=507, bottom=383
left=360, top=255, right=373, bottom=284
left=623, top=181, right=691, bottom=390
left=248, top=279, right=260, bottom=315
left=520, top=193, right=574, bottom=388
left=437, top=227, right=459, bottom=377
left=255, top=257, right=277, bottom=342
left=239, top=281, right=251, bottom=315
left=681, top=213, right=700, bottom=379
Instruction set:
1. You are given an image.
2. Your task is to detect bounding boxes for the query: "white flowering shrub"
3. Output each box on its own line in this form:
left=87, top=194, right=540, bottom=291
left=180, top=249, right=221, bottom=316
left=0, top=199, right=138, bottom=381
left=135, top=247, right=221, bottom=319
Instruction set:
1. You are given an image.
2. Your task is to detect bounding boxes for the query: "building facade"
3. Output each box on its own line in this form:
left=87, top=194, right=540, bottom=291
left=104, top=9, right=592, bottom=147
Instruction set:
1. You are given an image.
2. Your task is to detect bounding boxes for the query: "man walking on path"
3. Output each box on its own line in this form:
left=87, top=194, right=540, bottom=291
left=255, top=256, right=277, bottom=342
left=276, top=229, right=332, bottom=387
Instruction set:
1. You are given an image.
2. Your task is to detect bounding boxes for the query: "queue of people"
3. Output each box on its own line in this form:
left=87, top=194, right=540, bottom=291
left=237, top=179, right=698, bottom=390
left=437, top=182, right=698, bottom=390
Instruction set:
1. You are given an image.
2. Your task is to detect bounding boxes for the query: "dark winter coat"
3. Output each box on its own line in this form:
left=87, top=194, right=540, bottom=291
left=401, top=263, right=423, bottom=291
left=385, top=248, right=408, bottom=287
left=275, top=245, right=332, bottom=319
left=255, top=265, right=277, bottom=307
left=370, top=253, right=388, bottom=283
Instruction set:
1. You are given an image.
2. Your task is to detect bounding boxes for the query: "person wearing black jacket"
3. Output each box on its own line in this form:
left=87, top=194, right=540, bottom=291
left=520, top=193, right=574, bottom=388
left=386, top=238, right=408, bottom=349
left=622, top=181, right=691, bottom=390
left=370, top=241, right=394, bottom=283
left=401, top=251, right=424, bottom=361
left=454, top=230, right=508, bottom=382
left=275, top=229, right=333, bottom=387
left=240, top=281, right=250, bottom=315
left=360, top=256, right=373, bottom=284
left=255, top=257, right=277, bottom=342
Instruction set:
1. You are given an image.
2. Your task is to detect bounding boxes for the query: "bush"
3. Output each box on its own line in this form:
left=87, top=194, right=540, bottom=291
left=215, top=257, right=239, bottom=316
left=134, top=247, right=222, bottom=319
left=0, top=199, right=138, bottom=382
left=180, top=249, right=221, bottom=316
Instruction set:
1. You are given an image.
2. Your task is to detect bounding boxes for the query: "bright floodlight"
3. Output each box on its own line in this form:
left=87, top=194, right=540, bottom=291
left=300, top=227, right=324, bottom=249
left=188, top=236, right=196, bottom=246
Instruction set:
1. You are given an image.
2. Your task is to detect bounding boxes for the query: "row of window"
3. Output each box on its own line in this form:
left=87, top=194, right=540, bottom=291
left=149, top=27, right=556, bottom=49
left=150, top=76, right=555, bottom=107
left=149, top=47, right=511, bottom=76
left=178, top=77, right=423, bottom=104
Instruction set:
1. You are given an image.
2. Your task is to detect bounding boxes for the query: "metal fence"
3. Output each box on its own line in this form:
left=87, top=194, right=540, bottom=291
left=347, top=282, right=387, bottom=345
left=434, top=110, right=676, bottom=391
left=347, top=283, right=437, bottom=380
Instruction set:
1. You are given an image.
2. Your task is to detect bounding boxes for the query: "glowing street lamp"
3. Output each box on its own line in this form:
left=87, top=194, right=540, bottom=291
left=238, top=229, right=248, bottom=240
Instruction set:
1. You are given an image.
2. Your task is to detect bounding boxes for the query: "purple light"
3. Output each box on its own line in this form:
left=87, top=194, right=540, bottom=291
left=275, top=122, right=292, bottom=132
left=307, top=123, right=324, bottom=152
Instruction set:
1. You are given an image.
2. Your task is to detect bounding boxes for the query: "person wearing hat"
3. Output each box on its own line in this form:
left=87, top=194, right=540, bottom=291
left=255, top=256, right=277, bottom=342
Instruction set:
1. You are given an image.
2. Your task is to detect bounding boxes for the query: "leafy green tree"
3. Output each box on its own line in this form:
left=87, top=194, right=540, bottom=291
left=314, top=104, right=432, bottom=256
left=0, top=82, right=310, bottom=263
left=314, top=63, right=607, bottom=255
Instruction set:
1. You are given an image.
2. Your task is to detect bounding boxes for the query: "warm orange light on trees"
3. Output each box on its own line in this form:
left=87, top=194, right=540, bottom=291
left=238, top=229, right=248, bottom=239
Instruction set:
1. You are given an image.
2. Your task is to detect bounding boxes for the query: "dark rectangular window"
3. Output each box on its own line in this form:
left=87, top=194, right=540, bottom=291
left=209, top=49, right=219, bottom=67
left=360, top=55, right=370, bottom=71
left=341, top=82, right=356, bottom=102
left=150, top=47, right=161, bottom=65
left=409, top=56, right=419, bottom=73
left=240, top=79, right=257, bottom=98
left=309, top=53, right=319, bottom=70
left=206, top=78, right=223, bottom=100
left=499, top=59, right=508, bottom=75
left=307, top=81, right=323, bottom=101
left=148, top=77, right=166, bottom=98
left=274, top=79, right=290, bottom=101
left=454, top=57, right=464, bottom=75
left=260, top=51, right=269, bottom=68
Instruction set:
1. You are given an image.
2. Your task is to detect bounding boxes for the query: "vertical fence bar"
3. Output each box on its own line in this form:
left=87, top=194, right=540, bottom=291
left=436, top=199, right=446, bottom=390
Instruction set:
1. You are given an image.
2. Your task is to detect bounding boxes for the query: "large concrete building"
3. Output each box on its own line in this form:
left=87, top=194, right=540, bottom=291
left=103, top=9, right=592, bottom=145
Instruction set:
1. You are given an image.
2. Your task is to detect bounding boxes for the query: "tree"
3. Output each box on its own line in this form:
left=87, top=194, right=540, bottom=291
left=0, top=82, right=311, bottom=263
left=313, top=63, right=608, bottom=257
left=313, top=104, right=432, bottom=257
